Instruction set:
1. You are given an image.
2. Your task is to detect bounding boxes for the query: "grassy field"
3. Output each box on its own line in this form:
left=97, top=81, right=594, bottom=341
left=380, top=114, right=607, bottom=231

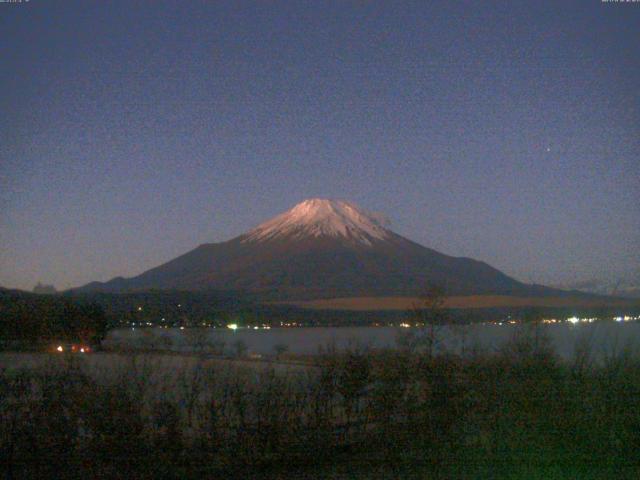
left=276, top=294, right=639, bottom=311
left=2, top=328, right=640, bottom=478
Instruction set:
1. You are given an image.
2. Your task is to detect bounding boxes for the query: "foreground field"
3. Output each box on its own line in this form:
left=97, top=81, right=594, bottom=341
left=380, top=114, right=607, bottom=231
left=2, top=330, right=640, bottom=479
left=0, top=351, right=310, bottom=375
left=278, top=294, right=639, bottom=310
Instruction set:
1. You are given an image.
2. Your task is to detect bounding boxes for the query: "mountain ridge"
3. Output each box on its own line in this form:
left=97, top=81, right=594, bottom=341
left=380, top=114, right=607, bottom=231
left=75, top=199, right=576, bottom=300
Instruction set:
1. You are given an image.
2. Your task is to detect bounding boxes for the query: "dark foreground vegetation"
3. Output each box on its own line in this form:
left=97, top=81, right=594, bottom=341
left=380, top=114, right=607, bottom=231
left=2, top=329, right=640, bottom=479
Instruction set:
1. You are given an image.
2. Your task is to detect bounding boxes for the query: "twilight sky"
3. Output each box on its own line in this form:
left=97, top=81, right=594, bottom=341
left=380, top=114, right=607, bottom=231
left=1, top=0, right=638, bottom=291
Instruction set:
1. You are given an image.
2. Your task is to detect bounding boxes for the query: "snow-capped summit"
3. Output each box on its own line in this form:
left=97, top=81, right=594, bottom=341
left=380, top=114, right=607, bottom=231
left=243, top=198, right=391, bottom=245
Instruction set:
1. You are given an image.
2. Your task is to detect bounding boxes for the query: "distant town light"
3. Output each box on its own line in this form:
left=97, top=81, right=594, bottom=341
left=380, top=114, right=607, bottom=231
left=57, top=345, right=63, bottom=352
left=227, top=323, right=238, bottom=331
left=567, top=316, right=579, bottom=324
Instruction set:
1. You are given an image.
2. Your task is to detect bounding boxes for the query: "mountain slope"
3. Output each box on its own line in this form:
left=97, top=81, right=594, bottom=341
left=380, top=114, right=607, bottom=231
left=77, top=199, right=567, bottom=300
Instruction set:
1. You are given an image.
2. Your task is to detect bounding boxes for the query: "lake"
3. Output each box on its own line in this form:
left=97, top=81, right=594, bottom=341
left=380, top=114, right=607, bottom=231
left=104, top=321, right=640, bottom=360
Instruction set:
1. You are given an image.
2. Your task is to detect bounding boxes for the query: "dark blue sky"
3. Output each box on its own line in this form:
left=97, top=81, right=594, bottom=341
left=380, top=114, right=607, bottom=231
left=1, top=0, right=638, bottom=291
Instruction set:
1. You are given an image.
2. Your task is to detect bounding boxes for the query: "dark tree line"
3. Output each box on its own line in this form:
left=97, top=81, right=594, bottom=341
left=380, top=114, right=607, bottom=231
left=0, top=289, right=108, bottom=348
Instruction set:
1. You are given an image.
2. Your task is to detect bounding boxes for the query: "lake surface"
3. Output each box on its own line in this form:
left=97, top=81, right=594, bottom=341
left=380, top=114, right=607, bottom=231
left=105, top=322, right=640, bottom=360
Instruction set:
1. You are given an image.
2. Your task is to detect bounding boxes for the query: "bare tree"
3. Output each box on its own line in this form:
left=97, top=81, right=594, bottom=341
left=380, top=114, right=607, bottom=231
left=184, top=327, right=211, bottom=355
left=273, top=343, right=289, bottom=360
left=404, top=284, right=450, bottom=357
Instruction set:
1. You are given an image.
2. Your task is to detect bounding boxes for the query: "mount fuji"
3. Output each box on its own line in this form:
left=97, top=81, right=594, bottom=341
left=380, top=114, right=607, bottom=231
left=78, top=198, right=565, bottom=300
